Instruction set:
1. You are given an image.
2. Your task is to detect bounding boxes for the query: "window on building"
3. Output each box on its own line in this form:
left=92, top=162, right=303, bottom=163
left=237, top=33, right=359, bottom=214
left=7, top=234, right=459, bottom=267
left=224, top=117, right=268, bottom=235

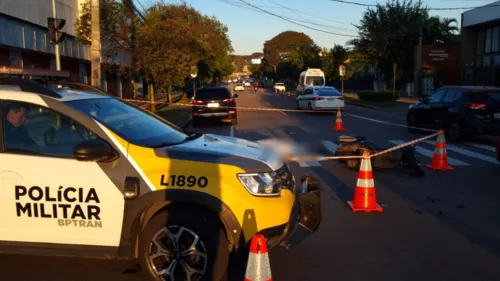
left=485, top=28, right=492, bottom=53
left=493, top=27, right=500, bottom=53
left=495, top=55, right=500, bottom=67
left=484, top=56, right=491, bottom=67
left=477, top=30, right=485, bottom=55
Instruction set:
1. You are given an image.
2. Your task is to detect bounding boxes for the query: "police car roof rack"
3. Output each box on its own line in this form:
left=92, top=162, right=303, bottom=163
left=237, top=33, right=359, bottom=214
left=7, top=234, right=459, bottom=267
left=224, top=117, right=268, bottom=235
left=0, top=77, right=63, bottom=98
left=0, top=66, right=69, bottom=98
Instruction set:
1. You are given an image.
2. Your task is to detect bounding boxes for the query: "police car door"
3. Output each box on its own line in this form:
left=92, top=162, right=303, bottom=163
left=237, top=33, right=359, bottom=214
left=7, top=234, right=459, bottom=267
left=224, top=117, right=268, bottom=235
left=0, top=100, right=125, bottom=249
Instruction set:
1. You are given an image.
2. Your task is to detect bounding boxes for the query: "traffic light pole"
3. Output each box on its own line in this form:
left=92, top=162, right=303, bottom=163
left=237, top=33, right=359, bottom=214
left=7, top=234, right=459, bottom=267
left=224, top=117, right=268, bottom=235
left=51, top=0, right=61, bottom=71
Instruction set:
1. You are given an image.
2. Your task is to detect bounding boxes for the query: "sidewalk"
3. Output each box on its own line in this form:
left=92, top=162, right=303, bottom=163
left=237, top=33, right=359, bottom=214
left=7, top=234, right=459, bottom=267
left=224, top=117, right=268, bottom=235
left=343, top=92, right=417, bottom=104
left=342, top=92, right=417, bottom=114
left=128, top=91, right=192, bottom=128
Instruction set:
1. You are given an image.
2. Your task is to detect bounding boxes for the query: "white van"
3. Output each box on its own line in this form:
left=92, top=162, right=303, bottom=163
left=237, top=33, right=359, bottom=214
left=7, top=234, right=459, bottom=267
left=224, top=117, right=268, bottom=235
left=297, top=68, right=325, bottom=94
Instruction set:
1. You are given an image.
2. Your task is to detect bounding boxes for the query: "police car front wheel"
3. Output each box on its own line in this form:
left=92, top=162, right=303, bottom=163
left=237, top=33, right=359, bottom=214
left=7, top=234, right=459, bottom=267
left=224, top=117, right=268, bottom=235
left=139, top=207, right=229, bottom=281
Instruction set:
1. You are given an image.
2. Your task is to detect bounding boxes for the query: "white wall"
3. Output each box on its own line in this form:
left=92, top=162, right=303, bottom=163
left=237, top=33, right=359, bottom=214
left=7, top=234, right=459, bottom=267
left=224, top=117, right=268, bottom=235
left=0, top=0, right=80, bottom=36
left=462, top=1, right=500, bottom=27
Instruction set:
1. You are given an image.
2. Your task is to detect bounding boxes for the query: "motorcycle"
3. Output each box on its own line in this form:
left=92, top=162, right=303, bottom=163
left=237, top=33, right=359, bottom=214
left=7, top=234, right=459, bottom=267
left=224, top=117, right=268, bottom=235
left=333, top=135, right=425, bottom=177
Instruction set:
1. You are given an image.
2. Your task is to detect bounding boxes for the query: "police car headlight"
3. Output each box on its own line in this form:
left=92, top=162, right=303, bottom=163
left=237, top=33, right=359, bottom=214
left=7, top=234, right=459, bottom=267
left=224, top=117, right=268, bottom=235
left=237, top=172, right=281, bottom=196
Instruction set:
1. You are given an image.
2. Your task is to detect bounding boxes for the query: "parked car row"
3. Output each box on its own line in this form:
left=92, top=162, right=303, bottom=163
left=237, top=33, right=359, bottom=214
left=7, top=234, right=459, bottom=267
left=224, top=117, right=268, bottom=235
left=406, top=85, right=500, bottom=142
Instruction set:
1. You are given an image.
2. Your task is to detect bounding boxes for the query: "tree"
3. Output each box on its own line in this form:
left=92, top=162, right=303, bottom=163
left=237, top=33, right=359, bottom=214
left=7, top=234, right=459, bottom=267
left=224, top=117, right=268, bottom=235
left=263, top=31, right=314, bottom=67
left=194, top=15, right=234, bottom=84
left=263, top=31, right=320, bottom=80
left=76, top=0, right=135, bottom=69
left=424, top=16, right=459, bottom=44
left=348, top=0, right=459, bottom=83
left=135, top=3, right=234, bottom=92
left=323, top=44, right=349, bottom=83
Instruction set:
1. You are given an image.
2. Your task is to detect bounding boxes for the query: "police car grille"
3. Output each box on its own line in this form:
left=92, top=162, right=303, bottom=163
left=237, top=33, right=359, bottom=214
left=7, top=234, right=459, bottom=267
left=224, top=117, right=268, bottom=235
left=275, top=164, right=294, bottom=192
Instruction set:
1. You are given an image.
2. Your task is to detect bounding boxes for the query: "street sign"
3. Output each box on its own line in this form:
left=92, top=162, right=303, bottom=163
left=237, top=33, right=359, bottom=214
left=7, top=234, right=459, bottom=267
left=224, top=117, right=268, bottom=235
left=339, top=65, right=346, bottom=77
left=190, top=66, right=197, bottom=78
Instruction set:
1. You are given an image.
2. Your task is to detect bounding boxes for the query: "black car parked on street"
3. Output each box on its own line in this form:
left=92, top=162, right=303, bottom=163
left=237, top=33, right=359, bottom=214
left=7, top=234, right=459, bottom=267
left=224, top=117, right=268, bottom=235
left=191, top=87, right=238, bottom=127
left=407, top=86, right=500, bottom=142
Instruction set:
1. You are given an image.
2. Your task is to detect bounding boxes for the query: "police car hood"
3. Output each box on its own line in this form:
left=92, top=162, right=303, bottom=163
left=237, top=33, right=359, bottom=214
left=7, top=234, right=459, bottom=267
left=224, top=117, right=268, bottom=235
left=155, top=134, right=284, bottom=172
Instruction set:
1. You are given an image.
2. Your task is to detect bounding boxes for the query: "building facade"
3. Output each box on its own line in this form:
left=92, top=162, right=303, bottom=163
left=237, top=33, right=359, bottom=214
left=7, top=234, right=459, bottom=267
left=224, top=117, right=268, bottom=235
left=461, top=1, right=500, bottom=87
left=0, top=0, right=142, bottom=98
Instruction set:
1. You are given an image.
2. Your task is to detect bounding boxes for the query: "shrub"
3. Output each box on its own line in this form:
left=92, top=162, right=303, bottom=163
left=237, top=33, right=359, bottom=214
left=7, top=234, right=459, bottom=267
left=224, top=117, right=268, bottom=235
left=357, top=90, right=399, bottom=102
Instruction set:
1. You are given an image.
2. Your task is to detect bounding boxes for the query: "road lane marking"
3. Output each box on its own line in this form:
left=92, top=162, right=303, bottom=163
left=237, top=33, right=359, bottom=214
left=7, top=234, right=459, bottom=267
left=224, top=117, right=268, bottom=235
left=465, top=142, right=496, bottom=152
left=423, top=140, right=500, bottom=165
left=388, top=140, right=470, bottom=166
left=280, top=110, right=287, bottom=116
left=265, top=102, right=271, bottom=106
left=230, top=125, right=234, bottom=137
left=321, top=141, right=339, bottom=154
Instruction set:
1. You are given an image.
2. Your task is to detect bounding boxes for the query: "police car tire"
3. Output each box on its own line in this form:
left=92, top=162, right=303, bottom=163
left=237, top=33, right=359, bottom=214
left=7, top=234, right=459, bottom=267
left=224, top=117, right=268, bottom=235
left=139, top=207, right=229, bottom=281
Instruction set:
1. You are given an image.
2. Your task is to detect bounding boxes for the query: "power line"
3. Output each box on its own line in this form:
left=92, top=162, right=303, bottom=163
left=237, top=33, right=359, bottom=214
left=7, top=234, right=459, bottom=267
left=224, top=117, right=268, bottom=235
left=267, top=0, right=357, bottom=29
left=217, top=0, right=346, bottom=31
left=328, top=0, right=500, bottom=10
left=222, top=0, right=356, bottom=37
left=220, top=0, right=357, bottom=33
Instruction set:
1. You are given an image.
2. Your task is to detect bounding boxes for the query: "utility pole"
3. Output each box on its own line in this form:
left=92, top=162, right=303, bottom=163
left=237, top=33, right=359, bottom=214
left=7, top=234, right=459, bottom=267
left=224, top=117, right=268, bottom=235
left=414, top=25, right=423, bottom=97
left=91, top=0, right=102, bottom=88
left=51, top=0, right=61, bottom=70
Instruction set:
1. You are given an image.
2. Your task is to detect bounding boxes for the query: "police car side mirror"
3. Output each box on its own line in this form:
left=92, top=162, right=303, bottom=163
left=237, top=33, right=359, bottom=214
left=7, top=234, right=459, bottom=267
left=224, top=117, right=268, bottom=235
left=73, top=138, right=117, bottom=162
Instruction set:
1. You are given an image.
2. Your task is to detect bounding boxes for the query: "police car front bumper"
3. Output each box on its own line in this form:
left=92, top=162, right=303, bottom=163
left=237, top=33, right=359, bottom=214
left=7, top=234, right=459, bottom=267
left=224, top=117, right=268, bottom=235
left=260, top=175, right=322, bottom=250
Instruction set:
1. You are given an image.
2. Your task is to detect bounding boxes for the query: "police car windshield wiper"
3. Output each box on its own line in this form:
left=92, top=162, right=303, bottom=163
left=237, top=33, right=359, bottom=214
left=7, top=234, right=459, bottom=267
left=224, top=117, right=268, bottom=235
left=152, top=133, right=202, bottom=148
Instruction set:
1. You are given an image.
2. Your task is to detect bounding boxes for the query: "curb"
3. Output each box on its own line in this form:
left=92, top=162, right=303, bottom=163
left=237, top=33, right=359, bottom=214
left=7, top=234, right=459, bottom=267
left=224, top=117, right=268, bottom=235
left=344, top=100, right=378, bottom=110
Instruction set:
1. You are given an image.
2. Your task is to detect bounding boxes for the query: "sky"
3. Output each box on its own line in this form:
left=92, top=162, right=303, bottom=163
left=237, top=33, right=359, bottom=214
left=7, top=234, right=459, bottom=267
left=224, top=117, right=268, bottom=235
left=140, top=0, right=495, bottom=55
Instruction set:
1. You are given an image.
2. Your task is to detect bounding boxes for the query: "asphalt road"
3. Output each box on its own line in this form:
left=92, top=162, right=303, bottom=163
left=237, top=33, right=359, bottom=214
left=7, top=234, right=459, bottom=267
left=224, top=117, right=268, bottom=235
left=2, top=87, right=500, bottom=281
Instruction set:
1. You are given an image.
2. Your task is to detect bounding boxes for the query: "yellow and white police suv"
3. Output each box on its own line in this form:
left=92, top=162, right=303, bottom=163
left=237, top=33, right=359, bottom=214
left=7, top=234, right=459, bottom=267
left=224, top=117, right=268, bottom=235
left=0, top=78, right=322, bottom=281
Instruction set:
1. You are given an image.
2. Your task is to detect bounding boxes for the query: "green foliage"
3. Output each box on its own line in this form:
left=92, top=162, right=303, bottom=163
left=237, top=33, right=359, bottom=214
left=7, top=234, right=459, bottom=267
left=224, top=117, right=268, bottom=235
left=75, top=0, right=135, bottom=65
left=323, top=44, right=352, bottom=83
left=357, top=90, right=400, bottom=101
left=261, top=31, right=322, bottom=80
left=135, top=3, right=234, bottom=88
left=263, top=31, right=314, bottom=67
left=231, top=55, right=250, bottom=72
left=348, top=0, right=459, bottom=83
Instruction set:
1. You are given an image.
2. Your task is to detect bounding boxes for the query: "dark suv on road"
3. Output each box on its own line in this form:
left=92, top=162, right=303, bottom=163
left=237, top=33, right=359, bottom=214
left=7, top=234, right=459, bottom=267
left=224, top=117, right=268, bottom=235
left=192, top=87, right=238, bottom=127
left=407, top=86, right=500, bottom=142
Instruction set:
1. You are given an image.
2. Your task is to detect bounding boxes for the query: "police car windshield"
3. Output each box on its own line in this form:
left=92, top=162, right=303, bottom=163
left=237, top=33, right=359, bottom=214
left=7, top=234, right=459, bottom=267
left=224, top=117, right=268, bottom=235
left=66, top=98, right=188, bottom=147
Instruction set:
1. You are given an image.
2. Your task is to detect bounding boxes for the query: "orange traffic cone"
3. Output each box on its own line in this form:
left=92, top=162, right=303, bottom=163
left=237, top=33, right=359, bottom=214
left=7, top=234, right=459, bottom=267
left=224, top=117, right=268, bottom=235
left=333, top=108, right=346, bottom=131
left=347, top=151, right=383, bottom=212
left=427, top=130, right=454, bottom=171
left=244, top=234, right=273, bottom=281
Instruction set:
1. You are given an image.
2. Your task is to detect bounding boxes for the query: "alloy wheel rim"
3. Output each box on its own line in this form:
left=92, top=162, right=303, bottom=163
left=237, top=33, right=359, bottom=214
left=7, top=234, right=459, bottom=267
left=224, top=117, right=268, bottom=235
left=148, top=225, right=208, bottom=281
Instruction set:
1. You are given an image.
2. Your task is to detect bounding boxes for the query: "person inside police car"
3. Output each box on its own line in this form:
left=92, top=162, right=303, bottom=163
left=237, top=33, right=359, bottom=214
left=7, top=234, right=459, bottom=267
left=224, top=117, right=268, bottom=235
left=4, top=102, right=36, bottom=147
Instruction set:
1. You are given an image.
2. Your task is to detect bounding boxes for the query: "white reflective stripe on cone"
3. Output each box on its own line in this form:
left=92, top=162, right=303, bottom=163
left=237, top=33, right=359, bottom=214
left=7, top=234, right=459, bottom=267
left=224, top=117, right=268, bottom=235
left=359, top=158, right=372, bottom=171
left=434, top=148, right=447, bottom=155
left=356, top=178, right=375, bottom=188
left=244, top=252, right=273, bottom=281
